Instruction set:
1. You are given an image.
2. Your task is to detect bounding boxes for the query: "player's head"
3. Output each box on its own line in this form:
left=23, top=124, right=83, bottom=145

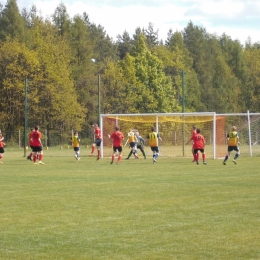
left=35, top=125, right=39, bottom=131
left=151, top=126, right=155, bottom=132
left=135, top=131, right=139, bottom=137
left=196, top=128, right=201, bottom=133
left=232, top=126, right=237, bottom=131
left=193, top=125, right=197, bottom=130
left=74, top=131, right=78, bottom=136
left=115, top=126, right=120, bottom=131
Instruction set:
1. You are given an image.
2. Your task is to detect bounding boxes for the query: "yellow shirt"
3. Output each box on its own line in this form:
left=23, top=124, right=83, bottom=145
left=72, top=136, right=80, bottom=147
left=148, top=132, right=159, bottom=147
left=128, top=131, right=136, bottom=143
left=227, top=131, right=238, bottom=146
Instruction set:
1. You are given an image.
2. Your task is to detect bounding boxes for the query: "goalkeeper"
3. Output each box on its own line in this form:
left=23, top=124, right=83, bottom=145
left=126, top=131, right=146, bottom=159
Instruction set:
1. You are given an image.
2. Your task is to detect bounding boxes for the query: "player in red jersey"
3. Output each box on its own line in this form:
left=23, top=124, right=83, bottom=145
left=186, top=125, right=197, bottom=162
left=27, top=128, right=34, bottom=161
left=192, top=128, right=206, bottom=165
left=0, top=133, right=5, bottom=163
left=31, top=125, right=44, bottom=165
left=89, top=123, right=102, bottom=160
left=108, top=126, right=124, bottom=164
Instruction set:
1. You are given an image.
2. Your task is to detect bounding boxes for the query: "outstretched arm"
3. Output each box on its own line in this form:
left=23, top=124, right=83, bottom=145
left=186, top=138, right=192, bottom=145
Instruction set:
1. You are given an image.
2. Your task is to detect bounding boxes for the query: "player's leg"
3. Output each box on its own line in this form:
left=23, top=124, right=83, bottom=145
left=96, top=139, right=101, bottom=160
left=139, top=145, right=146, bottom=159
left=233, top=147, right=240, bottom=164
left=97, top=147, right=100, bottom=160
left=150, top=147, right=156, bottom=163
left=111, top=147, right=116, bottom=164
left=194, top=149, right=199, bottom=164
left=130, top=142, right=138, bottom=158
left=90, top=142, right=96, bottom=155
left=223, top=148, right=232, bottom=165
left=0, top=147, right=4, bottom=163
left=74, top=147, right=78, bottom=159
left=117, top=152, right=122, bottom=164
left=74, top=147, right=80, bottom=160
left=153, top=152, right=156, bottom=163
left=32, top=147, right=38, bottom=164
left=117, top=147, right=123, bottom=164
left=133, top=145, right=138, bottom=159
left=38, top=146, right=44, bottom=164
left=154, top=148, right=159, bottom=160
left=202, top=150, right=206, bottom=164
left=152, top=147, right=159, bottom=163
left=33, top=152, right=38, bottom=164
left=38, top=152, right=44, bottom=164
left=126, top=150, right=132, bottom=159
left=77, top=147, right=80, bottom=160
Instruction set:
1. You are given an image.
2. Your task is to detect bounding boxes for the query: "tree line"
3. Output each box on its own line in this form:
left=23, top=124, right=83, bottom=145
left=0, top=0, right=260, bottom=137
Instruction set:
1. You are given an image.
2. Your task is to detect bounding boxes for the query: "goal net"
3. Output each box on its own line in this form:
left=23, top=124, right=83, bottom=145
left=99, top=112, right=260, bottom=159
left=216, top=113, right=260, bottom=157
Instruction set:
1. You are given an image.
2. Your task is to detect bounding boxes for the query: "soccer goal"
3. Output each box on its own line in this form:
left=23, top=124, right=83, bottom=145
left=216, top=112, right=260, bottom=157
left=99, top=111, right=260, bottom=159
left=99, top=112, right=217, bottom=158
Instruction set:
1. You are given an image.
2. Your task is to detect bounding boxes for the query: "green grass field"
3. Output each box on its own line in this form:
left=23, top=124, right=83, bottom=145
left=1, top=148, right=260, bottom=259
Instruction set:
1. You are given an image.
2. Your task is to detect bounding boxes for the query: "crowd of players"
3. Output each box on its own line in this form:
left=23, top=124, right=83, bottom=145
left=85, top=124, right=240, bottom=165
left=0, top=124, right=240, bottom=165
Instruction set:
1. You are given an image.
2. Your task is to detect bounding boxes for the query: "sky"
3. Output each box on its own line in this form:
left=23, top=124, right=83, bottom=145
left=8, top=0, right=260, bottom=44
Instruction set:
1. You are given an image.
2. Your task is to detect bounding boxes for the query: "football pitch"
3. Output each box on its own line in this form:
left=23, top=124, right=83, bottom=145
left=1, top=148, right=260, bottom=259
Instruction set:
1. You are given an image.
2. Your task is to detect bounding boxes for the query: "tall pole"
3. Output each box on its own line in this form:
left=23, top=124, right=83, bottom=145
left=24, top=78, right=28, bottom=157
left=182, top=70, right=185, bottom=113
left=182, top=70, right=185, bottom=156
left=98, top=74, right=101, bottom=126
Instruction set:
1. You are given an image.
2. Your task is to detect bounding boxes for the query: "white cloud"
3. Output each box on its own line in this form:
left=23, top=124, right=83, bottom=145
left=200, top=0, right=244, bottom=16
left=15, top=0, right=260, bottom=44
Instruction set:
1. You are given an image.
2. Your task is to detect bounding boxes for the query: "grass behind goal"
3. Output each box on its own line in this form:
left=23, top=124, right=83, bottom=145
left=1, top=148, right=260, bottom=259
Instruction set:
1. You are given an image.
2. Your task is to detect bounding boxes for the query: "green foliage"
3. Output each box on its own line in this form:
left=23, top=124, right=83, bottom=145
left=144, top=22, right=159, bottom=49
left=28, top=20, right=85, bottom=130
left=116, top=31, right=133, bottom=59
left=1, top=1, right=260, bottom=136
left=103, top=34, right=180, bottom=113
left=0, top=39, right=40, bottom=130
left=243, top=44, right=260, bottom=111
left=51, top=3, right=71, bottom=37
left=0, top=0, right=26, bottom=41
left=158, top=31, right=202, bottom=111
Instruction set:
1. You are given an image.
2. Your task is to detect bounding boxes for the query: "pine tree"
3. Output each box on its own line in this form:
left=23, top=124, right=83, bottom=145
left=0, top=0, right=26, bottom=41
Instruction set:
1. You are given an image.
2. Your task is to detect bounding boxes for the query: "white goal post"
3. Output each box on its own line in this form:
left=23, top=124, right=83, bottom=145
left=99, top=111, right=260, bottom=159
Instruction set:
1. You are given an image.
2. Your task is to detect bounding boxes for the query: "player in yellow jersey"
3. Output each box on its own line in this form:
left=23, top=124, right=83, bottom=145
left=125, top=131, right=146, bottom=159
left=223, top=126, right=240, bottom=165
left=124, top=129, right=138, bottom=159
left=146, top=126, right=163, bottom=164
left=70, top=131, right=81, bottom=161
